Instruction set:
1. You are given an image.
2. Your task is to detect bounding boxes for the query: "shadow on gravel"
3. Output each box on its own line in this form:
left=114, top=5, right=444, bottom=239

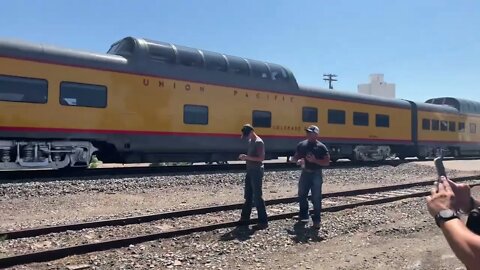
left=219, top=226, right=256, bottom=242
left=286, top=221, right=325, bottom=243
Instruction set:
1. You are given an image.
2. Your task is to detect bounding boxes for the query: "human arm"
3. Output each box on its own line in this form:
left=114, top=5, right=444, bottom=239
left=289, top=144, right=305, bottom=166
left=440, top=218, right=480, bottom=269
left=427, top=180, right=480, bottom=269
left=304, top=144, right=330, bottom=166
left=305, top=152, right=330, bottom=166
left=239, top=141, right=265, bottom=162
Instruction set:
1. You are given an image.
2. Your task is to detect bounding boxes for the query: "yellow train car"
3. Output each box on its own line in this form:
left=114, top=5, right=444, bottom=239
left=417, top=98, right=480, bottom=157
left=0, top=37, right=478, bottom=169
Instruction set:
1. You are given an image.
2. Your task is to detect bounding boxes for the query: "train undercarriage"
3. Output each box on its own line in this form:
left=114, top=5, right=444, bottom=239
left=0, top=140, right=97, bottom=170
left=0, top=139, right=475, bottom=170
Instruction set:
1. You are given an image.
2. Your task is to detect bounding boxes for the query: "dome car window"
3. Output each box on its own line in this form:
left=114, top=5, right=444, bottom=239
left=227, top=56, right=250, bottom=76
left=204, top=52, right=227, bottom=72
left=148, top=42, right=176, bottom=64
left=176, top=46, right=204, bottom=67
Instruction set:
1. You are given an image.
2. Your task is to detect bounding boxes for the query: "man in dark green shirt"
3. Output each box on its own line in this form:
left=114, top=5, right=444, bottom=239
left=238, top=124, right=268, bottom=229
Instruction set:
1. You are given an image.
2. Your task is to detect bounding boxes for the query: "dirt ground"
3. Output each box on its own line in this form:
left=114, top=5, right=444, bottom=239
left=2, top=160, right=480, bottom=269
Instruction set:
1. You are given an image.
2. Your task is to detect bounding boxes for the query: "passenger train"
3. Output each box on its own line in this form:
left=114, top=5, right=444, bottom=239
left=0, top=36, right=479, bottom=170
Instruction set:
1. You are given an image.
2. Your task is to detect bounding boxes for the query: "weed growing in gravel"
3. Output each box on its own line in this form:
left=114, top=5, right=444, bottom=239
left=0, top=234, right=6, bottom=242
left=88, top=155, right=103, bottom=168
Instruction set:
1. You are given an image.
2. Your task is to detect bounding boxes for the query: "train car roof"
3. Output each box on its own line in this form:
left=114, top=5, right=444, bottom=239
left=425, top=97, right=480, bottom=115
left=416, top=102, right=459, bottom=114
left=0, top=37, right=299, bottom=93
left=298, top=85, right=412, bottom=108
left=0, top=38, right=127, bottom=67
left=107, top=37, right=300, bottom=92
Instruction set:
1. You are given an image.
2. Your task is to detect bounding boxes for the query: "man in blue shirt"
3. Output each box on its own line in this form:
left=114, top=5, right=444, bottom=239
left=290, top=125, right=330, bottom=229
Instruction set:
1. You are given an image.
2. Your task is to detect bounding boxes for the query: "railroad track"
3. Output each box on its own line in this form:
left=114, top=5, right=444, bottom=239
left=1, top=174, right=479, bottom=268
left=0, top=159, right=410, bottom=182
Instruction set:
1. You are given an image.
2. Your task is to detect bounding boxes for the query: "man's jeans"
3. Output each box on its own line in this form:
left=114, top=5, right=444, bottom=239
left=240, top=167, right=268, bottom=223
left=298, top=170, right=323, bottom=223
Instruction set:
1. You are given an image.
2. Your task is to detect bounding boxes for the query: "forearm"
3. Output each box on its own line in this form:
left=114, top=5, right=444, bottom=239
left=290, top=153, right=300, bottom=163
left=245, top=156, right=264, bottom=162
left=313, top=157, right=330, bottom=166
left=441, top=219, right=480, bottom=268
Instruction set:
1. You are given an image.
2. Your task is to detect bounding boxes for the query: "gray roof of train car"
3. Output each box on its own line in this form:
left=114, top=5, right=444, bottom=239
left=416, top=102, right=459, bottom=114
left=298, top=85, right=412, bottom=108
left=0, top=37, right=299, bottom=93
left=425, top=97, right=480, bottom=115
left=0, top=37, right=471, bottom=114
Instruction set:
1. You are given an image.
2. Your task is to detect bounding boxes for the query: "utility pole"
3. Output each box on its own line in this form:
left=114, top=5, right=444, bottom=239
left=323, top=74, right=337, bottom=89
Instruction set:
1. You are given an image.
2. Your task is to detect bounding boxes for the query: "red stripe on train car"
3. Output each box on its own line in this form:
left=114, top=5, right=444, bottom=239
left=0, top=126, right=413, bottom=143
left=418, top=140, right=480, bottom=145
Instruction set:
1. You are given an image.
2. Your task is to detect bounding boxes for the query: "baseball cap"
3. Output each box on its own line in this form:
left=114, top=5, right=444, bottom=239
left=305, top=125, right=319, bottom=134
left=241, top=124, right=254, bottom=133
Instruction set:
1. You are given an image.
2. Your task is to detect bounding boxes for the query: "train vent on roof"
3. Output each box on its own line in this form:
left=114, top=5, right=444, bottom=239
left=425, top=97, right=480, bottom=114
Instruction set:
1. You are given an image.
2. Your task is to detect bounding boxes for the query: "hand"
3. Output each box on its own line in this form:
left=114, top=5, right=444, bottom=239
left=427, top=180, right=455, bottom=217
left=443, top=176, right=472, bottom=212
left=305, top=154, right=316, bottom=163
left=296, top=158, right=305, bottom=166
left=238, top=154, right=247, bottom=161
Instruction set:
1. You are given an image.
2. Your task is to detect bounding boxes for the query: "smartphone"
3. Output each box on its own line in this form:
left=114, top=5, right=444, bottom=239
left=434, top=157, right=447, bottom=190
left=434, top=157, right=447, bottom=178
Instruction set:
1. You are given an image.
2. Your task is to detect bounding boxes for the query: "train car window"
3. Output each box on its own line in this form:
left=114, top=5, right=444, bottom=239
left=176, top=46, right=204, bottom=67
left=148, top=42, right=176, bottom=64
left=422, top=119, right=430, bottom=130
left=116, top=39, right=135, bottom=56
left=470, top=123, right=477, bottom=134
left=302, top=107, right=318, bottom=123
left=268, top=64, right=289, bottom=81
left=108, top=39, right=135, bottom=57
left=252, top=110, right=272, bottom=128
left=353, top=112, right=369, bottom=126
left=60, top=82, right=107, bottom=108
left=204, top=52, right=227, bottom=72
left=328, top=109, right=346, bottom=124
left=440, top=121, right=448, bottom=131
left=249, top=60, right=270, bottom=79
left=227, top=56, right=250, bottom=76
left=375, top=114, right=390, bottom=128
left=459, top=122, right=465, bottom=132
left=184, top=105, right=208, bottom=125
left=449, top=121, right=456, bottom=132
left=0, top=75, right=47, bottom=104
left=432, top=120, right=440, bottom=131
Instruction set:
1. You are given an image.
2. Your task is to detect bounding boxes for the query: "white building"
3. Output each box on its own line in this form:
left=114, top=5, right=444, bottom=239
left=357, top=74, right=395, bottom=99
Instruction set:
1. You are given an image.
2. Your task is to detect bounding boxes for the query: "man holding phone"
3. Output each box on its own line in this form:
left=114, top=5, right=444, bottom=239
left=290, top=125, right=330, bottom=229
left=427, top=159, right=480, bottom=269
left=238, top=124, right=268, bottom=229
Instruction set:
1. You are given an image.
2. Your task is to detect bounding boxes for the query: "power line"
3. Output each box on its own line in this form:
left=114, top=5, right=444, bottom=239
left=323, top=74, right=337, bottom=89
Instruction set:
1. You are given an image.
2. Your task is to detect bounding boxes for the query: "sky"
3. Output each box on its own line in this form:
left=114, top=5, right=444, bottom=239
left=0, top=0, right=478, bottom=102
